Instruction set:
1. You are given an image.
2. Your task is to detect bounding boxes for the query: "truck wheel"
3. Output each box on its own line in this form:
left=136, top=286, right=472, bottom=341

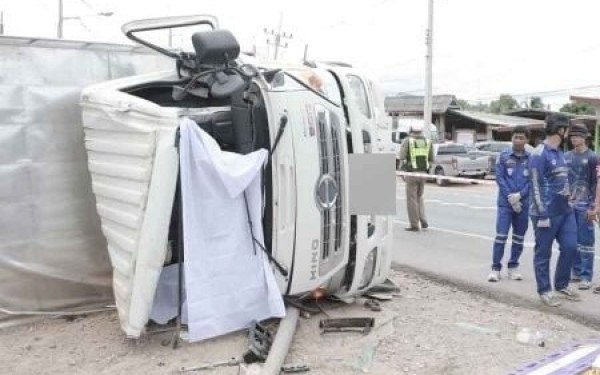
left=435, top=167, right=448, bottom=187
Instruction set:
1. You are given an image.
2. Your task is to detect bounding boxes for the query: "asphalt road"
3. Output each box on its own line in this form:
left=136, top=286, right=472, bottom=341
left=393, top=177, right=600, bottom=327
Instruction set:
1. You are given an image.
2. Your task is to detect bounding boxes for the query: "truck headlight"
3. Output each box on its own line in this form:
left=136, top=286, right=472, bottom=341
left=359, top=248, right=377, bottom=289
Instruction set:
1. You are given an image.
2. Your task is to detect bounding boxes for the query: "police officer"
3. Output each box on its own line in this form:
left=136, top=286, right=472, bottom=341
left=487, top=126, right=530, bottom=282
left=529, top=114, right=580, bottom=307
left=398, top=123, right=434, bottom=231
left=565, top=123, right=598, bottom=290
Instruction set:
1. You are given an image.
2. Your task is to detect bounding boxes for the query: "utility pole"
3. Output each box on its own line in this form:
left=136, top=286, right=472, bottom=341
left=303, top=44, right=308, bottom=62
left=0, top=11, right=5, bottom=35
left=57, top=0, right=64, bottom=38
left=264, top=13, right=292, bottom=60
left=57, top=0, right=113, bottom=39
left=423, top=0, right=434, bottom=139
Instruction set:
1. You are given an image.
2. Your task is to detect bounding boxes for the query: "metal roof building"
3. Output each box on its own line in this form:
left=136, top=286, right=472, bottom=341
left=447, top=110, right=545, bottom=131
left=384, top=94, right=460, bottom=115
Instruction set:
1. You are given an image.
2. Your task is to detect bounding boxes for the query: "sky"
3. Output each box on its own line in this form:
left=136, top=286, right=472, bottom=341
left=1, top=0, right=600, bottom=110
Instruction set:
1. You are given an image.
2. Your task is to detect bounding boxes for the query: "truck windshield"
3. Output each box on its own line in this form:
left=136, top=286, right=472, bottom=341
left=286, top=68, right=342, bottom=106
left=347, top=75, right=371, bottom=119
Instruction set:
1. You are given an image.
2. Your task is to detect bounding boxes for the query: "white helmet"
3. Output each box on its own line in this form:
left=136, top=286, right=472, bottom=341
left=409, top=123, right=424, bottom=133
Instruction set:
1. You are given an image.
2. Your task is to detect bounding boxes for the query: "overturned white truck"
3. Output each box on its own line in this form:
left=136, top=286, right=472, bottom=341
left=80, top=15, right=395, bottom=337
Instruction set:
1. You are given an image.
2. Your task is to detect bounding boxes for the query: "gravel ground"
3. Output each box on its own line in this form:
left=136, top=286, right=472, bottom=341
left=1, top=270, right=597, bottom=375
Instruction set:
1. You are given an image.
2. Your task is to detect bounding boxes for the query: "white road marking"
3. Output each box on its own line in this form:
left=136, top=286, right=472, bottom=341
left=396, top=196, right=496, bottom=211
left=393, top=219, right=600, bottom=260
left=393, top=219, right=533, bottom=247
left=396, top=185, right=494, bottom=199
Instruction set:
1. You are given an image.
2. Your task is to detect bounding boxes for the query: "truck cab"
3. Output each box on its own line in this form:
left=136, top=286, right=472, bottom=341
left=80, top=16, right=393, bottom=337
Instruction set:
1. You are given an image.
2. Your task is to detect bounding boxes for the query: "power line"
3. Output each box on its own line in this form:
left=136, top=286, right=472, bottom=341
left=378, top=57, right=421, bottom=71
left=377, top=39, right=600, bottom=84
left=325, top=0, right=392, bottom=31
left=464, top=84, right=600, bottom=102
left=264, top=13, right=292, bottom=60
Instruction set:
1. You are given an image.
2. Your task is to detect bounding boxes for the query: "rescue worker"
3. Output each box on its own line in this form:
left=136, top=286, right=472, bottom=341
left=529, top=113, right=580, bottom=307
left=398, top=122, right=434, bottom=231
left=487, top=126, right=530, bottom=282
left=593, top=164, right=600, bottom=294
left=565, top=123, right=597, bottom=290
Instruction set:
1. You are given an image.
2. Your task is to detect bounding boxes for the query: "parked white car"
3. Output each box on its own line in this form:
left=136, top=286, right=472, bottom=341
left=473, top=141, right=534, bottom=175
left=429, top=143, right=490, bottom=186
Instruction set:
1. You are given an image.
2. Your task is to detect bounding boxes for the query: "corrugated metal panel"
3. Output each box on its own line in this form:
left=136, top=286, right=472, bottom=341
left=385, top=94, right=459, bottom=114
left=81, top=92, right=179, bottom=336
left=449, top=109, right=546, bottom=127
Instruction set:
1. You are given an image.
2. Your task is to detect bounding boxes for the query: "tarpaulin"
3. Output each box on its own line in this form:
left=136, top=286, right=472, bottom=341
left=0, top=36, right=171, bottom=326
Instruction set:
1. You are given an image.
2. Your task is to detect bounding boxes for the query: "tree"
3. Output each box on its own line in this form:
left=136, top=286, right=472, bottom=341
left=457, top=99, right=490, bottom=112
left=560, top=102, right=596, bottom=116
left=490, top=94, right=520, bottom=114
left=456, top=99, right=469, bottom=109
left=529, top=96, right=544, bottom=109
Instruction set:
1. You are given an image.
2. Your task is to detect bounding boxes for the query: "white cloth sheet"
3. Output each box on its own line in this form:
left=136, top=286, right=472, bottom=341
left=178, top=117, right=285, bottom=342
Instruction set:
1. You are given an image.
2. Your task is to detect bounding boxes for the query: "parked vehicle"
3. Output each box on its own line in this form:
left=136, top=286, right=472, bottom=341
left=80, top=16, right=393, bottom=337
left=429, top=143, right=489, bottom=186
left=474, top=141, right=534, bottom=175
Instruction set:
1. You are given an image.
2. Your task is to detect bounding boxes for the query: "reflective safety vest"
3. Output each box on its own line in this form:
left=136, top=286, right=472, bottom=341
left=408, top=137, right=431, bottom=172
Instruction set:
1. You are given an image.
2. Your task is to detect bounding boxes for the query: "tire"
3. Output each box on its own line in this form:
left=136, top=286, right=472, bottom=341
left=435, top=167, right=448, bottom=186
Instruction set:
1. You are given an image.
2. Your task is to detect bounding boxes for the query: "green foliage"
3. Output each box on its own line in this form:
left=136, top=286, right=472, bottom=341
left=560, top=102, right=596, bottom=115
left=529, top=96, right=544, bottom=109
left=490, top=94, right=520, bottom=114
left=457, top=99, right=490, bottom=112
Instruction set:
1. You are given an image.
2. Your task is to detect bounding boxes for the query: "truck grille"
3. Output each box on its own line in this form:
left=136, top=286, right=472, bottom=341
left=331, top=116, right=343, bottom=255
left=316, top=109, right=343, bottom=264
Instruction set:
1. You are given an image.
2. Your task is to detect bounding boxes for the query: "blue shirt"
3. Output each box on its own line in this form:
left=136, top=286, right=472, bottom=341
left=565, top=148, right=597, bottom=211
left=529, top=143, right=572, bottom=218
left=496, top=148, right=530, bottom=208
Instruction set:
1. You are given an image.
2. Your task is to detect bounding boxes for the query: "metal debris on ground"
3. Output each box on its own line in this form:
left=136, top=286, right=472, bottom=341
left=364, top=299, right=382, bottom=312
left=365, top=279, right=400, bottom=295
left=243, top=321, right=274, bottom=364
left=179, top=358, right=240, bottom=372
left=319, top=318, right=375, bottom=335
left=281, top=363, right=310, bottom=373
left=364, top=293, right=394, bottom=301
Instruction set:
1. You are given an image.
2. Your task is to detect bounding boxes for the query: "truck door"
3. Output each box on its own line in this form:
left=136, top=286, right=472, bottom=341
left=327, top=69, right=393, bottom=295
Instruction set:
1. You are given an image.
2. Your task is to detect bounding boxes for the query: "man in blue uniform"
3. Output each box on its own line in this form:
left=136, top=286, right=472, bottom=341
left=565, top=123, right=597, bottom=290
left=488, top=126, right=531, bottom=282
left=529, top=114, right=580, bottom=307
